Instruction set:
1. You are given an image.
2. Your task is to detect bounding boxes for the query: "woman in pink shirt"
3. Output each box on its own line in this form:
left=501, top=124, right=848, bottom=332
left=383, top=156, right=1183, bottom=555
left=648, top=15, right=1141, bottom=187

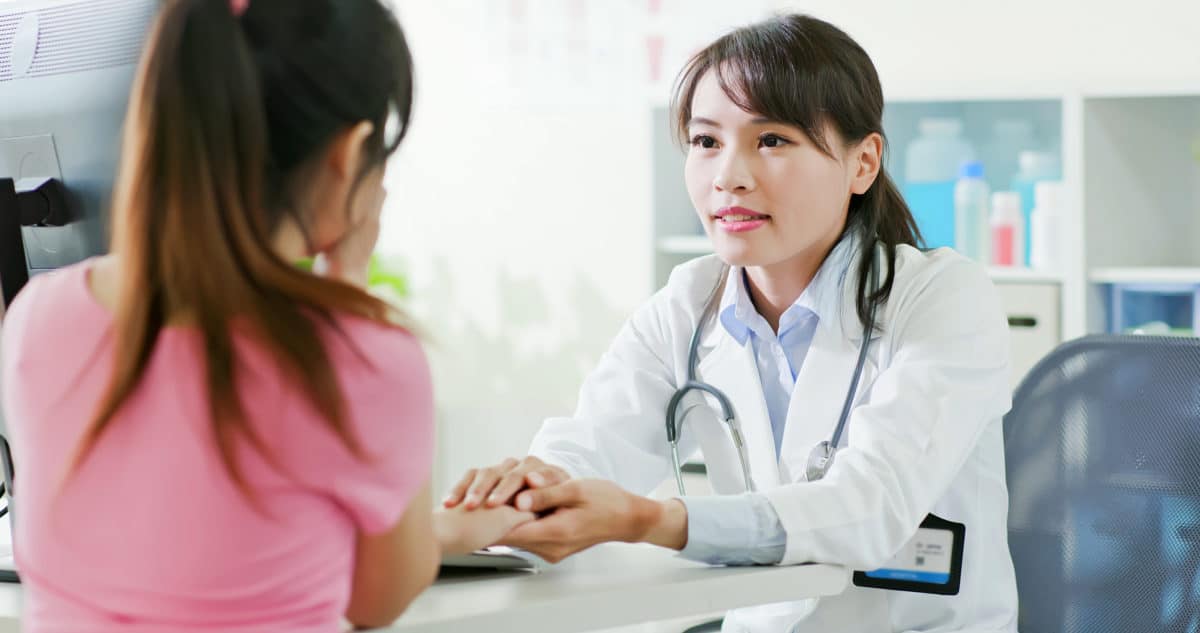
left=0, top=0, right=532, bottom=631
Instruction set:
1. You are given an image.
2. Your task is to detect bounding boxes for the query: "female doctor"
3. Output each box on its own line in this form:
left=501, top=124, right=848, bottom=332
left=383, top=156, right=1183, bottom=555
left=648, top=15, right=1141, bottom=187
left=447, top=14, right=1018, bottom=633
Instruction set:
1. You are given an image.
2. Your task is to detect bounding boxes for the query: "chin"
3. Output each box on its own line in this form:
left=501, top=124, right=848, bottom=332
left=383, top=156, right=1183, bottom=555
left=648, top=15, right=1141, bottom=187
left=711, top=242, right=765, bottom=268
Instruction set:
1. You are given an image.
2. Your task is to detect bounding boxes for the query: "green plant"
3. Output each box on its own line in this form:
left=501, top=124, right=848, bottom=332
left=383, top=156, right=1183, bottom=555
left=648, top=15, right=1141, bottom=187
left=293, top=254, right=408, bottom=298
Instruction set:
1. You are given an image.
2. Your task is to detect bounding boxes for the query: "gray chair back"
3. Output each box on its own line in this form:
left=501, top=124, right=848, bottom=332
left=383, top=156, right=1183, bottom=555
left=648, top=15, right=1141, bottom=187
left=1005, top=335, right=1200, bottom=632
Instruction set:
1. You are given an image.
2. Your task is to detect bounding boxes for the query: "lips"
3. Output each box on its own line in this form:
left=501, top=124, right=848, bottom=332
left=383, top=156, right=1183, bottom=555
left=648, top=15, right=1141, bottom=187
left=713, top=206, right=769, bottom=222
left=712, top=206, right=770, bottom=233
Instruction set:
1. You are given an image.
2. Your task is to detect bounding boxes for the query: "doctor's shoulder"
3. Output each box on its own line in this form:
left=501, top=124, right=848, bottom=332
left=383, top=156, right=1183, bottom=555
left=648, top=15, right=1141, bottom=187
left=661, top=254, right=727, bottom=315
left=613, top=254, right=726, bottom=351
left=884, top=245, right=1009, bottom=345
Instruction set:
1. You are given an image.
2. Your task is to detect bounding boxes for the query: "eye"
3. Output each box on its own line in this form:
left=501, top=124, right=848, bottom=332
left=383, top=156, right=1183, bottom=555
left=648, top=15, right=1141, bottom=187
left=690, top=134, right=718, bottom=149
left=759, top=133, right=790, bottom=149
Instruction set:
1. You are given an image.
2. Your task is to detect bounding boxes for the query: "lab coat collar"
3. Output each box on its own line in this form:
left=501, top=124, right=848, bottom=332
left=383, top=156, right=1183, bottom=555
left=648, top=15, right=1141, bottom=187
left=778, top=235, right=887, bottom=481
left=699, top=232, right=879, bottom=351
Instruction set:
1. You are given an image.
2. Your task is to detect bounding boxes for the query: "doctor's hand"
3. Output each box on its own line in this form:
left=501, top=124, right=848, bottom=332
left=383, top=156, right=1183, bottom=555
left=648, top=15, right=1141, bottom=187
left=443, top=456, right=571, bottom=511
left=495, top=479, right=688, bottom=563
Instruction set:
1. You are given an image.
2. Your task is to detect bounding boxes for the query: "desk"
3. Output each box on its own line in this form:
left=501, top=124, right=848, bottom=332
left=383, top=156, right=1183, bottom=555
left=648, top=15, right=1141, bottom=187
left=0, top=544, right=848, bottom=633
left=388, top=543, right=847, bottom=633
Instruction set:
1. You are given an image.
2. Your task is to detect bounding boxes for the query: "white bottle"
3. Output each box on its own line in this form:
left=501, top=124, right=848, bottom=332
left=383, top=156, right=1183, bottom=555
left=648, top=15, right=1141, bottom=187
left=954, top=161, right=990, bottom=263
left=990, top=192, right=1025, bottom=268
left=1029, top=182, right=1065, bottom=272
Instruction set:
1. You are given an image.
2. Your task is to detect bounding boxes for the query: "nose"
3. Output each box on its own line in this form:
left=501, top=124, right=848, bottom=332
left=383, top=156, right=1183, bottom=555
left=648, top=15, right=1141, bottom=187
left=712, top=149, right=755, bottom=193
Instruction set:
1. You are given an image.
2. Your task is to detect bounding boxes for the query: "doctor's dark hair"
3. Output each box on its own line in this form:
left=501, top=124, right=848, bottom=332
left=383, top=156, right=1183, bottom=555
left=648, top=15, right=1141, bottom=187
left=71, top=0, right=414, bottom=499
left=670, top=14, right=921, bottom=331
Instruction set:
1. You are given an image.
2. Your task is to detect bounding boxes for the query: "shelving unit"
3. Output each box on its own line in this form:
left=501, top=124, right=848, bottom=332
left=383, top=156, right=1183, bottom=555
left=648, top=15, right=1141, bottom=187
left=1089, top=269, right=1200, bottom=285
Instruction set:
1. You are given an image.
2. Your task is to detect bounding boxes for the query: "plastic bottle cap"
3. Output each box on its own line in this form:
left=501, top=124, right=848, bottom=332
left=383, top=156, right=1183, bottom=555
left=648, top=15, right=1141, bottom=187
left=1034, top=181, right=1065, bottom=212
left=918, top=117, right=963, bottom=137
left=959, top=161, right=985, bottom=179
left=990, top=191, right=1022, bottom=218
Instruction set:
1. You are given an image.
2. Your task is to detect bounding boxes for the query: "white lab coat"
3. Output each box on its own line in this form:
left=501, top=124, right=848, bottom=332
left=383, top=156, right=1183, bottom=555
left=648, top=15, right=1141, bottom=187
left=530, top=242, right=1019, bottom=633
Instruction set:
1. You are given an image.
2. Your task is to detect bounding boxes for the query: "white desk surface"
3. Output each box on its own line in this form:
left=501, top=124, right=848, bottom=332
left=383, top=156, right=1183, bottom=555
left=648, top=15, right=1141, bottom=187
left=0, top=544, right=849, bottom=633
left=387, top=543, right=848, bottom=633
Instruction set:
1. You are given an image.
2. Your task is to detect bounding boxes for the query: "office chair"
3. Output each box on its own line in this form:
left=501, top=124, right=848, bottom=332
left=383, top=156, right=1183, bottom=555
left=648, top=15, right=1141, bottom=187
left=1005, top=335, right=1200, bottom=632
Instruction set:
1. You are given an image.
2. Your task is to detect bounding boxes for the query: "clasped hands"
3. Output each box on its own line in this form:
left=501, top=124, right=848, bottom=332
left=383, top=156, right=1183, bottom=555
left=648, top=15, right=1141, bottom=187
left=439, top=456, right=686, bottom=563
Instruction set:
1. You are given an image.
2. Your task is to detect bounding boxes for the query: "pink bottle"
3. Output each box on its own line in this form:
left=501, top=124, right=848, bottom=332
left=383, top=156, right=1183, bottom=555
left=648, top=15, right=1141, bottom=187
left=990, top=192, right=1024, bottom=267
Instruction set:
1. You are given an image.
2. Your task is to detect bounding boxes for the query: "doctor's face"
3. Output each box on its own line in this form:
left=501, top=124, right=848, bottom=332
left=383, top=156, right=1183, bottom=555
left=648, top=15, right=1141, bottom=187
left=684, top=70, right=862, bottom=269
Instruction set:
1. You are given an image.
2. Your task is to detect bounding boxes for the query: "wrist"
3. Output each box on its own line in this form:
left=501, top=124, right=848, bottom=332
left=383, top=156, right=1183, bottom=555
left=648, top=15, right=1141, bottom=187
left=633, top=497, right=688, bottom=551
left=432, top=512, right=467, bottom=557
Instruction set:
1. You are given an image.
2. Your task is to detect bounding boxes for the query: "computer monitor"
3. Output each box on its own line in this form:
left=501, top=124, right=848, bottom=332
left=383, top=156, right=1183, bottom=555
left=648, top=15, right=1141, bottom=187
left=0, top=0, right=157, bottom=308
left=0, top=0, right=159, bottom=570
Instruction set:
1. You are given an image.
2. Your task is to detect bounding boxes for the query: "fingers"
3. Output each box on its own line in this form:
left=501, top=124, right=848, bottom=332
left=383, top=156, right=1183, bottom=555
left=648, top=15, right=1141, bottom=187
left=486, top=457, right=567, bottom=507
left=515, top=480, right=580, bottom=514
left=444, top=457, right=565, bottom=510
left=497, top=515, right=577, bottom=564
left=462, top=458, right=519, bottom=510
left=487, top=469, right=531, bottom=508
left=442, top=469, right=476, bottom=508
left=525, top=465, right=570, bottom=488
left=493, top=506, right=538, bottom=532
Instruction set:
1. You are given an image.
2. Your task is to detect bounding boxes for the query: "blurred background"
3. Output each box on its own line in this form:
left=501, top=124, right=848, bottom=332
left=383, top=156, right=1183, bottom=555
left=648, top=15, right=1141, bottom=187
left=1, top=0, right=1198, bottom=498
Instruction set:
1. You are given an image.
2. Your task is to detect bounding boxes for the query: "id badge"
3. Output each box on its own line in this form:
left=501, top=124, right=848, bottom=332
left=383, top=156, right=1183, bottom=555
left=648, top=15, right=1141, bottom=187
left=852, top=514, right=965, bottom=595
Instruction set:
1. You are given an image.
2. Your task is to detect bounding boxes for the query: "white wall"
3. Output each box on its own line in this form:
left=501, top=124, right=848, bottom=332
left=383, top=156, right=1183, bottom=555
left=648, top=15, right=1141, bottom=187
left=383, top=1, right=657, bottom=492
left=779, top=0, right=1200, bottom=98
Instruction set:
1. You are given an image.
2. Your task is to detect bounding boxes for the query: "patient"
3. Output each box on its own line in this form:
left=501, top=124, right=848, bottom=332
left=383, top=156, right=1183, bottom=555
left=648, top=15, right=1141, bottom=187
left=0, top=1, right=530, bottom=631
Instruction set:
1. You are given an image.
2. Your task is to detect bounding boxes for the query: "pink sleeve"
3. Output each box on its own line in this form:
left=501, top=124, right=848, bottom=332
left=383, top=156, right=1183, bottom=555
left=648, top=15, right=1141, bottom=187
left=286, top=325, right=435, bottom=535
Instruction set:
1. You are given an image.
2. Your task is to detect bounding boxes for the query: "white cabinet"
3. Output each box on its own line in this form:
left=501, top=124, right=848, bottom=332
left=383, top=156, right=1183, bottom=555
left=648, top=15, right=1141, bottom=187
left=994, top=281, right=1062, bottom=389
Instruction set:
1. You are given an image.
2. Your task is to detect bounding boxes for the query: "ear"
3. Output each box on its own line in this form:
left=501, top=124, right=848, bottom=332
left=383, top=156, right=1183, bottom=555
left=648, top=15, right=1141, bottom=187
left=326, top=121, right=376, bottom=180
left=849, top=132, right=883, bottom=195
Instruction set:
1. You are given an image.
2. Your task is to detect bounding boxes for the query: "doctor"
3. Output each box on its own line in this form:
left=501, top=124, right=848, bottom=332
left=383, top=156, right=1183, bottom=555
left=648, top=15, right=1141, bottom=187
left=447, top=14, right=1018, bottom=633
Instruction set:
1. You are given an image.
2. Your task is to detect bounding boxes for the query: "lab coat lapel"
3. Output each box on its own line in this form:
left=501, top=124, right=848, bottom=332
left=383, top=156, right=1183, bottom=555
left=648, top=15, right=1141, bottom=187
left=696, top=326, right=782, bottom=491
left=779, top=243, right=883, bottom=483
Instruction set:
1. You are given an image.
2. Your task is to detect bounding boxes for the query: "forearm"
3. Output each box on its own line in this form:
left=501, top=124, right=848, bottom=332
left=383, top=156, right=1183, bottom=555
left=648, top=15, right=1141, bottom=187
left=674, top=494, right=787, bottom=566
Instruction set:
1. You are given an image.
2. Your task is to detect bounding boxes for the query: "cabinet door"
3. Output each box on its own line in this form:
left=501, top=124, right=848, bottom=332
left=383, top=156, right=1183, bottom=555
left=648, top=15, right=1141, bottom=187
left=995, top=283, right=1062, bottom=390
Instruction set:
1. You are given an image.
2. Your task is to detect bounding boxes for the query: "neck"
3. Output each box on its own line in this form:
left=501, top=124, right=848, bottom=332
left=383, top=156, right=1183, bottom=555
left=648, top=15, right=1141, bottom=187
left=744, top=237, right=841, bottom=333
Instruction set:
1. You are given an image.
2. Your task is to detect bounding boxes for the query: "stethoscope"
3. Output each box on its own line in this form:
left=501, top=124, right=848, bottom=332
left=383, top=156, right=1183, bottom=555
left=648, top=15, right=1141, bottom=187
left=665, top=244, right=880, bottom=495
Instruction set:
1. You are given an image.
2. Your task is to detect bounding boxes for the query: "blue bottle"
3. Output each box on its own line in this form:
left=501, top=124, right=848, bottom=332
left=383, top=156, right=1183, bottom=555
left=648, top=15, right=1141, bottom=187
left=903, top=118, right=976, bottom=250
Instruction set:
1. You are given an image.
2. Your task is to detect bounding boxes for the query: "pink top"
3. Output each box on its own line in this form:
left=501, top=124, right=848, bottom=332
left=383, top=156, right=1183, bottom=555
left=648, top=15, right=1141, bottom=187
left=0, top=260, right=434, bottom=633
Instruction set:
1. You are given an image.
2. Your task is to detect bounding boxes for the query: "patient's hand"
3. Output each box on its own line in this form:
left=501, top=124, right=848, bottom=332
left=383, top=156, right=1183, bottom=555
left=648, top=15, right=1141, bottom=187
left=496, top=479, right=687, bottom=563
left=443, top=456, right=570, bottom=510
left=434, top=504, right=536, bottom=557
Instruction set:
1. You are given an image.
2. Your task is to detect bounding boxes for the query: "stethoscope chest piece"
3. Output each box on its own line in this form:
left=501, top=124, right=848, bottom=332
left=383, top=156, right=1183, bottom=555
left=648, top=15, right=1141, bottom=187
left=805, top=439, right=836, bottom=482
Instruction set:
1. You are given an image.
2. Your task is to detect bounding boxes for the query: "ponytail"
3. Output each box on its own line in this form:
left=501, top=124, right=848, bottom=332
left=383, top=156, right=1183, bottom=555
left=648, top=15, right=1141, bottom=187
left=71, top=0, right=415, bottom=501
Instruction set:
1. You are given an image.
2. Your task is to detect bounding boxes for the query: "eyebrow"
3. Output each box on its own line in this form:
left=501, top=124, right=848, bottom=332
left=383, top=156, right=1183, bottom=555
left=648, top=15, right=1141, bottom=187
left=687, top=116, right=780, bottom=128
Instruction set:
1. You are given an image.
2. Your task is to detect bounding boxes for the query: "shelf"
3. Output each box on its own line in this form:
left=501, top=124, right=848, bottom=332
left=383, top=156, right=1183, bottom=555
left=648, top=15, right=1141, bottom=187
left=1089, top=268, right=1200, bottom=285
left=987, top=267, right=1065, bottom=285
left=658, top=237, right=1065, bottom=285
left=657, top=235, right=712, bottom=255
